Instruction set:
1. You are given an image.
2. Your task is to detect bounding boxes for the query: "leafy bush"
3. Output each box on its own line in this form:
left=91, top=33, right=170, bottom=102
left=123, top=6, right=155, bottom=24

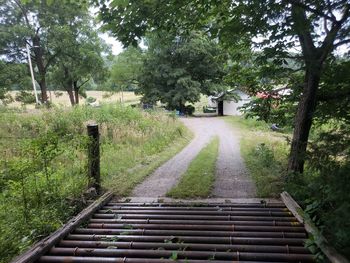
left=230, top=115, right=350, bottom=259
left=15, top=91, right=37, bottom=104
left=86, top=96, right=96, bottom=103
left=287, top=122, right=350, bottom=258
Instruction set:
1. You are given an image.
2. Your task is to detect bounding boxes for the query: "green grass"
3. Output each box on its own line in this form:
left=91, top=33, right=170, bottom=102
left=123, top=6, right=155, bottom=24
left=103, top=126, right=193, bottom=196
left=167, top=136, right=219, bottom=198
left=0, top=104, right=190, bottom=262
left=223, top=116, right=288, bottom=198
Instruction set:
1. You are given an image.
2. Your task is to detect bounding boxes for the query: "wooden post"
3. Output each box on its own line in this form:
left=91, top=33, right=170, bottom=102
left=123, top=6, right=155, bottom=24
left=87, top=123, right=100, bottom=193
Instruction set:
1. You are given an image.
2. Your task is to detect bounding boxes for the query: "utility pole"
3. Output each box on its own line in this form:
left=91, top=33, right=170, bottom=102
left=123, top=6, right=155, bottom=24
left=26, top=43, right=39, bottom=105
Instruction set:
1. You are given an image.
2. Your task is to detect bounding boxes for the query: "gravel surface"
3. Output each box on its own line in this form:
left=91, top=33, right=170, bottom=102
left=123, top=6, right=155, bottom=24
left=131, top=117, right=256, bottom=198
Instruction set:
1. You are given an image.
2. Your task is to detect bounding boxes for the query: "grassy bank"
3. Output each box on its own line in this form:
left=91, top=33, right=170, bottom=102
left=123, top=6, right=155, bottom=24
left=0, top=104, right=188, bottom=262
left=224, top=116, right=288, bottom=198
left=224, top=116, right=350, bottom=259
left=167, top=137, right=219, bottom=198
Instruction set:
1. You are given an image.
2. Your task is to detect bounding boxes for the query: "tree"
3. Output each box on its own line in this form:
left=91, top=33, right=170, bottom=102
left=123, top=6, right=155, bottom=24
left=96, top=0, right=350, bottom=174
left=107, top=46, right=143, bottom=93
left=137, top=32, right=227, bottom=112
left=0, top=0, right=88, bottom=103
left=0, top=61, right=31, bottom=104
left=48, top=16, right=109, bottom=105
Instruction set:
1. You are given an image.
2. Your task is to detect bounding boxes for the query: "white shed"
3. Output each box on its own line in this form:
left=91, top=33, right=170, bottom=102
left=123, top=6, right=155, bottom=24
left=210, top=89, right=251, bottom=116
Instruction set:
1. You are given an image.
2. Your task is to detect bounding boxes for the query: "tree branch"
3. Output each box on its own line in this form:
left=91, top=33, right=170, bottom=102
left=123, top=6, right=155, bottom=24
left=77, top=78, right=90, bottom=89
left=339, top=3, right=350, bottom=24
left=324, top=18, right=329, bottom=34
left=325, top=0, right=337, bottom=21
left=287, top=0, right=338, bottom=23
left=12, top=0, right=32, bottom=30
left=291, top=4, right=316, bottom=58
left=44, top=52, right=61, bottom=71
left=334, top=38, right=350, bottom=48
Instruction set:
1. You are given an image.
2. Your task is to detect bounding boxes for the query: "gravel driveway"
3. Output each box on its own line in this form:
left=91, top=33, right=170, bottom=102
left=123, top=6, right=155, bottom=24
left=131, top=117, right=256, bottom=198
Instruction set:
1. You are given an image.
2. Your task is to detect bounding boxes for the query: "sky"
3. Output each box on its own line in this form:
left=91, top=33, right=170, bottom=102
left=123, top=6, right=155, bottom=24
left=91, top=6, right=124, bottom=55
left=99, top=32, right=124, bottom=55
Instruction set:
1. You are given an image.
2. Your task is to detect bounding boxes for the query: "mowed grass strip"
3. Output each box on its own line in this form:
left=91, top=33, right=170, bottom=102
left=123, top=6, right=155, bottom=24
left=167, top=136, right=219, bottom=198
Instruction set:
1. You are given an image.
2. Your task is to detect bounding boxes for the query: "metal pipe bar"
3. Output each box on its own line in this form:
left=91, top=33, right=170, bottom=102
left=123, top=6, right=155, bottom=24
left=87, top=223, right=305, bottom=232
left=38, top=256, right=288, bottom=263
left=58, top=240, right=309, bottom=254
left=93, top=213, right=298, bottom=221
left=99, top=209, right=293, bottom=217
left=89, top=218, right=302, bottom=227
left=66, top=234, right=306, bottom=245
left=103, top=205, right=288, bottom=212
left=74, top=228, right=307, bottom=238
left=48, top=247, right=314, bottom=262
left=107, top=202, right=286, bottom=208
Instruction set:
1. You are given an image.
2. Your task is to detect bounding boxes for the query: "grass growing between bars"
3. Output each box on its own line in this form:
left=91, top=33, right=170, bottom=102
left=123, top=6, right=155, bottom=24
left=167, top=136, right=219, bottom=198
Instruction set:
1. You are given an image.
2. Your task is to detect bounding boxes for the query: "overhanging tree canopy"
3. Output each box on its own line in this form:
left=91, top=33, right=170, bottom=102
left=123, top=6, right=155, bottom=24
left=96, top=0, right=350, bottom=174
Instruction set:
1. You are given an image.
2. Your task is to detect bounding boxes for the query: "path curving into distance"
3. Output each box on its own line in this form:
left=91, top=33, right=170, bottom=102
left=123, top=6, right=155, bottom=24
left=131, top=117, right=256, bottom=198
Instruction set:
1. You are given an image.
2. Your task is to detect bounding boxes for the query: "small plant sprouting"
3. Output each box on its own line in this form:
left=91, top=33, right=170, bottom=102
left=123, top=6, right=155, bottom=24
left=169, top=251, right=178, bottom=260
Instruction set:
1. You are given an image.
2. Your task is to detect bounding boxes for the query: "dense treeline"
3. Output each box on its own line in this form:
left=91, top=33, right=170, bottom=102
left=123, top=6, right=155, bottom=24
left=0, top=0, right=109, bottom=105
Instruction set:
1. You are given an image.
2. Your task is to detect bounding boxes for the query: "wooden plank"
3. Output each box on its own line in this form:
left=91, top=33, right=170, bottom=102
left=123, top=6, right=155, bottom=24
left=11, top=191, right=113, bottom=263
left=281, top=191, right=349, bottom=263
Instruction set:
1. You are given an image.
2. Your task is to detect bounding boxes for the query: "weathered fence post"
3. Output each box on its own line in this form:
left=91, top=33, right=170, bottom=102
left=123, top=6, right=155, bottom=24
left=87, top=123, right=100, bottom=194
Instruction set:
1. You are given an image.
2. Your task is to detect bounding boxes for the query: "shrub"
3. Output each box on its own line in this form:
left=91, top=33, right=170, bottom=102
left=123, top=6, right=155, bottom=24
left=15, top=91, right=37, bottom=104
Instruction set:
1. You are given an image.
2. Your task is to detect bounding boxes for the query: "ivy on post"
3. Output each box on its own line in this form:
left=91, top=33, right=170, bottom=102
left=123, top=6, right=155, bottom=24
left=87, top=123, right=100, bottom=194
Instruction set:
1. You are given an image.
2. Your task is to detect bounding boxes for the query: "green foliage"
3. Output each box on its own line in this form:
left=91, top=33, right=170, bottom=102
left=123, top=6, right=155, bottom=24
left=86, top=97, right=97, bottom=104
left=227, top=116, right=350, bottom=258
left=96, top=0, right=350, bottom=175
left=240, top=96, right=297, bottom=127
left=241, top=140, right=287, bottom=198
left=15, top=91, right=37, bottom=105
left=0, top=62, right=31, bottom=101
left=0, top=0, right=109, bottom=103
left=0, top=104, right=186, bottom=262
left=107, top=46, right=143, bottom=92
left=167, top=137, right=219, bottom=198
left=287, top=122, right=350, bottom=258
left=45, top=10, right=109, bottom=105
left=138, top=32, right=227, bottom=111
left=316, top=59, right=350, bottom=123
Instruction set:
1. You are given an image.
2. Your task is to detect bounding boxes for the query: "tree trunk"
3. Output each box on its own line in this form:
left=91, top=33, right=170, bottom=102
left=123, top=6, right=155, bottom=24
left=67, top=87, right=75, bottom=106
left=287, top=67, right=321, bottom=174
left=63, top=67, right=75, bottom=106
left=38, top=79, right=48, bottom=103
left=32, top=35, right=48, bottom=104
left=73, top=81, right=79, bottom=105
left=218, top=100, right=224, bottom=116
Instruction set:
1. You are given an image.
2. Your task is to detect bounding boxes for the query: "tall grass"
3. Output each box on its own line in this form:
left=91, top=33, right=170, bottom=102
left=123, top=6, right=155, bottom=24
left=224, top=116, right=288, bottom=197
left=0, top=104, right=187, bottom=262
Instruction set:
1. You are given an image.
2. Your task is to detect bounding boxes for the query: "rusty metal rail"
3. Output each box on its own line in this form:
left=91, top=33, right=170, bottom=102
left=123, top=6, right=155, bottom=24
left=26, top=200, right=315, bottom=263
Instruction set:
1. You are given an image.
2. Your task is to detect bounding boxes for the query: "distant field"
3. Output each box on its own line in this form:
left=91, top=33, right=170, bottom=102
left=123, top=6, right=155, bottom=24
left=6, top=91, right=141, bottom=108
left=5, top=90, right=213, bottom=114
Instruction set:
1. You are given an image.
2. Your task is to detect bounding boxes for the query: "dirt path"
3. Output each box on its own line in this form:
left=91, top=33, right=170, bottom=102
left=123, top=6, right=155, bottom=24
left=131, top=117, right=256, bottom=198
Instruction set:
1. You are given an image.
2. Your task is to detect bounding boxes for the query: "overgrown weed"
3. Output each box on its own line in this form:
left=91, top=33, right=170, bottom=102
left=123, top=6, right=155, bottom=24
left=0, top=103, right=187, bottom=262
